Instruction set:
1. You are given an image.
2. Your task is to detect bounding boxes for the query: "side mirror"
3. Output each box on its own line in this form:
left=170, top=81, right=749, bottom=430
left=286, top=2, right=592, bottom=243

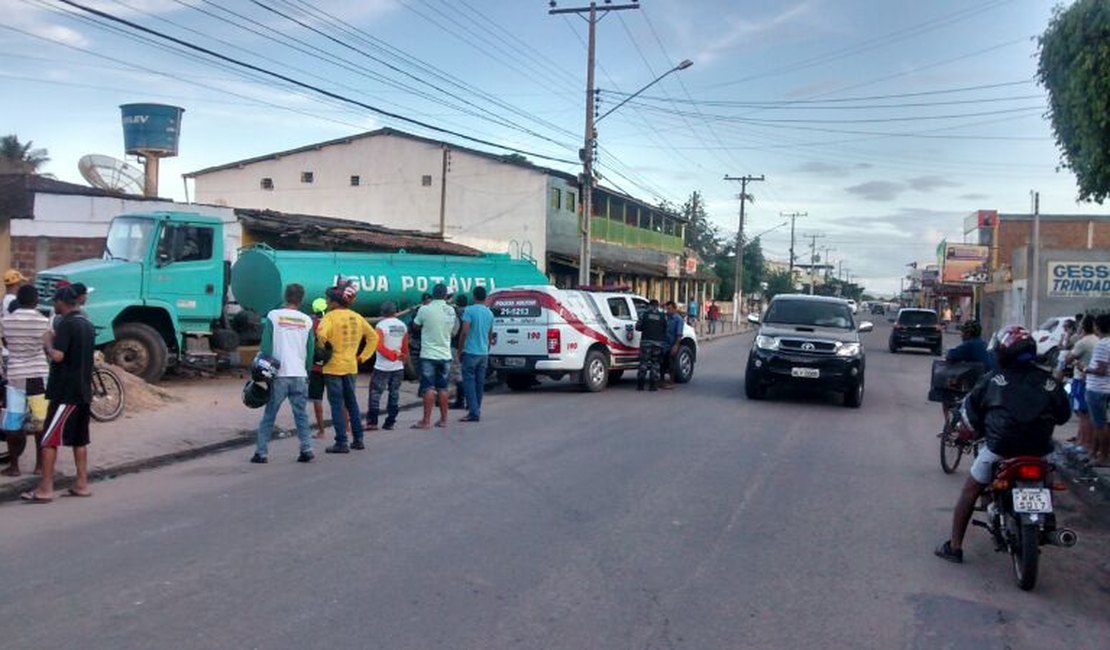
left=858, top=321, right=874, bottom=333
left=747, top=313, right=760, bottom=324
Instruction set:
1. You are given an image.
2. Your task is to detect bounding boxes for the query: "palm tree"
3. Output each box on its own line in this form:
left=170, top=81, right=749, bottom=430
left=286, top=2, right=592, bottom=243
left=0, top=135, right=50, bottom=174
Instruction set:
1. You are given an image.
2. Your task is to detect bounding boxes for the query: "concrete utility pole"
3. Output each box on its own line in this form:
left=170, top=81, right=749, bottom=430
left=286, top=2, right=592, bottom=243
left=549, top=1, right=640, bottom=287
left=1030, top=190, right=1041, bottom=330
left=803, top=233, right=825, bottom=295
left=781, top=211, right=807, bottom=279
left=725, top=174, right=765, bottom=322
left=820, top=245, right=836, bottom=283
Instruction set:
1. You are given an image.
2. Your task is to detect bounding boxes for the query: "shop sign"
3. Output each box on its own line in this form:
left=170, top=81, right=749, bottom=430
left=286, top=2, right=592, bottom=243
left=684, top=257, right=698, bottom=274
left=1047, top=261, right=1110, bottom=298
left=941, top=243, right=989, bottom=283
left=666, top=256, right=680, bottom=278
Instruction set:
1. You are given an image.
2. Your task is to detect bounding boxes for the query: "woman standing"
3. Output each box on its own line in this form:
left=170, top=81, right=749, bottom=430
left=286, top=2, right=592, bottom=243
left=0, top=285, right=51, bottom=476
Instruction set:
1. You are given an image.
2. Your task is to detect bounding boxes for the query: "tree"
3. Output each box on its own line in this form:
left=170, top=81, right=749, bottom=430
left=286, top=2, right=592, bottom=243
left=711, top=236, right=765, bottom=300
left=1037, top=0, right=1110, bottom=203
left=0, top=135, right=50, bottom=174
left=764, top=270, right=794, bottom=299
left=680, top=191, right=720, bottom=259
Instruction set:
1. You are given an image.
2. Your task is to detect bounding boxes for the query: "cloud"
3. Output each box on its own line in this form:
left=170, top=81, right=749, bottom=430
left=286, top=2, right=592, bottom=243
left=959, top=193, right=989, bottom=201
left=906, top=175, right=961, bottom=192
left=694, top=1, right=819, bottom=65
left=794, top=161, right=854, bottom=177
left=845, top=180, right=905, bottom=201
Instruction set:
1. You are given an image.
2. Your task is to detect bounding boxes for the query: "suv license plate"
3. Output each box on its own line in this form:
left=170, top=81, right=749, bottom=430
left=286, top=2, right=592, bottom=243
left=504, top=357, right=526, bottom=368
left=910, top=336, right=926, bottom=342
left=791, top=367, right=820, bottom=379
left=1012, top=488, right=1052, bottom=513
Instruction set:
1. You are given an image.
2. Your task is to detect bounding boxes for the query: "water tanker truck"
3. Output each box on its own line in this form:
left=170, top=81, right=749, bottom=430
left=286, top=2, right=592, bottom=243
left=35, top=211, right=549, bottom=382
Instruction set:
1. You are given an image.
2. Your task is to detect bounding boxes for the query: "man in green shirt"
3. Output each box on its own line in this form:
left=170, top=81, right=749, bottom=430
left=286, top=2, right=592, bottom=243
left=412, top=283, right=458, bottom=429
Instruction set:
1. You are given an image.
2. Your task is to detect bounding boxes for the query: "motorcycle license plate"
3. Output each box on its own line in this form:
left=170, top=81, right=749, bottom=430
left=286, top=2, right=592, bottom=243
left=1012, top=488, right=1052, bottom=513
left=791, top=367, right=820, bottom=379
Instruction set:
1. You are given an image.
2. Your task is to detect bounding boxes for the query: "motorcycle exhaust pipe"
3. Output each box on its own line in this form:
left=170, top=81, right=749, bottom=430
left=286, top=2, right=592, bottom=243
left=1046, top=529, right=1078, bottom=547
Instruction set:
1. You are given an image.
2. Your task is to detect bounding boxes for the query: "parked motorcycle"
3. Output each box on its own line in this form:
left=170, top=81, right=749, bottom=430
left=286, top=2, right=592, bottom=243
left=972, top=456, right=1077, bottom=590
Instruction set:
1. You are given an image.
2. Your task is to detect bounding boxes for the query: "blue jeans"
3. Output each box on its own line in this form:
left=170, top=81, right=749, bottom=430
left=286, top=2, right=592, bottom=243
left=368, top=369, right=403, bottom=427
left=461, top=353, right=488, bottom=419
left=325, top=374, right=364, bottom=446
left=256, top=376, right=312, bottom=457
left=419, top=358, right=451, bottom=393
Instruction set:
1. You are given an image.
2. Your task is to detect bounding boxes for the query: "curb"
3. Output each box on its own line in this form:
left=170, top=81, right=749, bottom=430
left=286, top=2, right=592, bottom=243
left=0, top=399, right=426, bottom=504
left=697, top=326, right=751, bottom=343
left=1052, top=446, right=1110, bottom=513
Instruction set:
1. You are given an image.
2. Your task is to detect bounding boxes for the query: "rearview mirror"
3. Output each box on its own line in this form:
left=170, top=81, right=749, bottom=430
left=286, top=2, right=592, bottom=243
left=747, top=313, right=760, bottom=324
left=858, top=321, right=874, bottom=333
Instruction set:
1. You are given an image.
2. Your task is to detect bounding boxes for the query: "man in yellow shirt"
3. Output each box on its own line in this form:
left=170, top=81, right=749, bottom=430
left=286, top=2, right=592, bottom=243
left=316, top=283, right=378, bottom=453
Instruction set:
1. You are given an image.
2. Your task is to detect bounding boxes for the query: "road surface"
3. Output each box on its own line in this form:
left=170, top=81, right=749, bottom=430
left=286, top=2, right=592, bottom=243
left=2, top=321, right=1107, bottom=649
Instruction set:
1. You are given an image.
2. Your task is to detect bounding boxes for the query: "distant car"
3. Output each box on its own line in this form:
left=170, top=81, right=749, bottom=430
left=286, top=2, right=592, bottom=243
left=1032, top=316, right=1075, bottom=355
left=744, top=294, right=873, bottom=408
left=846, top=299, right=858, bottom=314
left=869, top=303, right=885, bottom=315
left=889, top=308, right=942, bottom=355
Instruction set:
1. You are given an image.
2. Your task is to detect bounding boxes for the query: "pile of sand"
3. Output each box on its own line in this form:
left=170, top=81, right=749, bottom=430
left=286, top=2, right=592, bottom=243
left=93, top=352, right=178, bottom=414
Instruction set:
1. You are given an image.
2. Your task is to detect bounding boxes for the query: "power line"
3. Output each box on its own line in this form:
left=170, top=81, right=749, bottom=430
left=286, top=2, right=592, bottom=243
left=54, top=0, right=579, bottom=165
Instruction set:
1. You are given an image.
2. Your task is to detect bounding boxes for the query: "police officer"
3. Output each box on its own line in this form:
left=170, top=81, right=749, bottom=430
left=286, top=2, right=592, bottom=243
left=635, top=299, right=668, bottom=391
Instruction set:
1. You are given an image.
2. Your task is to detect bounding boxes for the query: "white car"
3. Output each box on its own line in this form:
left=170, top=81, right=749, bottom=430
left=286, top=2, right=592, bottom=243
left=488, top=286, right=698, bottom=392
left=1032, top=315, right=1076, bottom=355
left=846, top=299, right=858, bottom=314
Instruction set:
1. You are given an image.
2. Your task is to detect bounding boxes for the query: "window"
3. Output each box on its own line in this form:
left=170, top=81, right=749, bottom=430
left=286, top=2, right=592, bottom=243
left=550, top=187, right=561, bottom=210
left=422, top=174, right=433, bottom=186
left=607, top=297, right=632, bottom=320
left=566, top=191, right=576, bottom=211
left=898, top=310, right=939, bottom=326
left=301, top=171, right=314, bottom=183
left=765, top=300, right=854, bottom=330
left=350, top=175, right=361, bottom=186
left=632, top=298, right=648, bottom=318
left=157, top=224, right=214, bottom=264
left=260, top=177, right=273, bottom=190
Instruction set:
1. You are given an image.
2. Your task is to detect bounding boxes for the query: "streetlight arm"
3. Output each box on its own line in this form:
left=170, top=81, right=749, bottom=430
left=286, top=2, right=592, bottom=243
left=595, top=59, right=693, bottom=123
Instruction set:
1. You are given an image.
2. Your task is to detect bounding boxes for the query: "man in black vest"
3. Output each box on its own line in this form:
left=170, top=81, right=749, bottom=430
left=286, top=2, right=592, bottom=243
left=635, top=299, right=668, bottom=392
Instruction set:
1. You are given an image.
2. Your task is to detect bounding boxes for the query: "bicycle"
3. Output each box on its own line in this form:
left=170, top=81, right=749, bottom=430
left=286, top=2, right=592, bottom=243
left=938, top=394, right=980, bottom=473
left=90, top=365, right=125, bottom=422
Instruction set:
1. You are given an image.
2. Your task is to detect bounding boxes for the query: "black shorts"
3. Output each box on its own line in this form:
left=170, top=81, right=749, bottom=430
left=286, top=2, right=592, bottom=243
left=41, top=402, right=91, bottom=448
left=308, top=371, right=325, bottom=401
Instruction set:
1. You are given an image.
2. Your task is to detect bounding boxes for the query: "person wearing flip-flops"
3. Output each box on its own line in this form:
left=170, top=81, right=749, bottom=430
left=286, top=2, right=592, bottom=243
left=1, top=285, right=50, bottom=478
left=411, top=284, right=458, bottom=430
left=22, top=286, right=95, bottom=503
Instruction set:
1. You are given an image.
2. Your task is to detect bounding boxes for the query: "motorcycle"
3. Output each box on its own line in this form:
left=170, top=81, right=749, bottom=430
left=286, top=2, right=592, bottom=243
left=971, top=456, right=1077, bottom=590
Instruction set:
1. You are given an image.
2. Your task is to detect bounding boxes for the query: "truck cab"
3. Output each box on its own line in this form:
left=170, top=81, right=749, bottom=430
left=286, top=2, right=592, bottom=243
left=36, top=211, right=232, bottom=382
left=488, top=286, right=698, bottom=392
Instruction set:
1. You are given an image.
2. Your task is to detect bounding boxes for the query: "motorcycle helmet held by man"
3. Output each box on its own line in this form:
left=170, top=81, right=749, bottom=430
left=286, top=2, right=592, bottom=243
left=242, top=379, right=271, bottom=409
left=251, top=354, right=281, bottom=382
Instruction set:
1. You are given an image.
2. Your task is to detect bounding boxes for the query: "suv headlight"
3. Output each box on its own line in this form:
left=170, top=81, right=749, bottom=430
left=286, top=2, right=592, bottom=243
left=755, top=335, right=780, bottom=351
left=836, top=342, right=861, bottom=357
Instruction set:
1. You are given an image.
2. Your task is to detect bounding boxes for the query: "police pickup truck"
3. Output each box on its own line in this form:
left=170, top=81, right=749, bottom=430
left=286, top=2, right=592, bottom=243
left=488, top=286, right=698, bottom=392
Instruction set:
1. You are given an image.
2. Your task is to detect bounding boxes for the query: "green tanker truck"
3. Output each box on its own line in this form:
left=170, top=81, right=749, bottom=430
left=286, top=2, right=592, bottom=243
left=35, top=211, right=549, bottom=382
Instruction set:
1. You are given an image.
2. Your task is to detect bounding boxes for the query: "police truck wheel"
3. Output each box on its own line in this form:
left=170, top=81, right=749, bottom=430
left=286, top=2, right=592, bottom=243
left=674, top=344, right=695, bottom=383
left=581, top=350, right=609, bottom=392
left=505, top=374, right=535, bottom=392
left=110, top=323, right=168, bottom=383
left=608, top=370, right=624, bottom=384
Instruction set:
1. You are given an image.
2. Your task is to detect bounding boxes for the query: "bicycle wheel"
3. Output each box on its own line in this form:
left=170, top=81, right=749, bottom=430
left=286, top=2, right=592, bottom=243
left=90, top=368, right=125, bottom=422
left=939, top=413, right=963, bottom=474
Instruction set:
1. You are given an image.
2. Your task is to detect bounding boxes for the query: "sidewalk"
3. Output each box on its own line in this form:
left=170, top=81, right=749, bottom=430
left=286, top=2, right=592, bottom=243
left=1050, top=420, right=1110, bottom=511
left=0, top=372, right=427, bottom=501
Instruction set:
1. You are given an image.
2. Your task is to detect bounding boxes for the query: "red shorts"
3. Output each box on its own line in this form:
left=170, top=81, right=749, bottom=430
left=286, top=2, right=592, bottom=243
left=41, top=403, right=91, bottom=448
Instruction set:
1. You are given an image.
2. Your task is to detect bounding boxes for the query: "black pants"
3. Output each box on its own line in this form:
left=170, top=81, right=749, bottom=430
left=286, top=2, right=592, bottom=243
left=637, top=344, right=663, bottom=389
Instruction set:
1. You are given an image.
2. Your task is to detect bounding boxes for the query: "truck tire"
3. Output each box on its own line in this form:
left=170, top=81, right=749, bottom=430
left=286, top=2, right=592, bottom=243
left=608, top=370, right=625, bottom=384
left=673, top=343, right=695, bottom=384
left=110, top=323, right=169, bottom=383
left=581, top=349, right=609, bottom=392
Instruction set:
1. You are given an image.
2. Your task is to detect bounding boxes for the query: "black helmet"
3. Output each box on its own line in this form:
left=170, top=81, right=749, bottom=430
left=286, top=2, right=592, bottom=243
left=251, top=354, right=281, bottom=382
left=960, top=319, right=982, bottom=338
left=313, top=341, right=333, bottom=366
left=995, top=325, right=1036, bottom=368
left=242, top=380, right=270, bottom=409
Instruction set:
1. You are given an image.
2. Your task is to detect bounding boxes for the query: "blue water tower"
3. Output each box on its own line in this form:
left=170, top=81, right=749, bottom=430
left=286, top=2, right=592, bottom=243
left=120, top=103, right=184, bottom=196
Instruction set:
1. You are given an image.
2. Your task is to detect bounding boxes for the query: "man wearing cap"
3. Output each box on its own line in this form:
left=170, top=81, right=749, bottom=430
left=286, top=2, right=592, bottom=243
left=3, top=268, right=26, bottom=314
left=22, top=286, right=95, bottom=502
left=412, top=283, right=458, bottom=429
left=316, top=282, right=378, bottom=453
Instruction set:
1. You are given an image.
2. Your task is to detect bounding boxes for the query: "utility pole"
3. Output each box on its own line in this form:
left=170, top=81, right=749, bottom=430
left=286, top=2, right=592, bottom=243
left=838, top=258, right=844, bottom=282
left=781, top=211, right=807, bottom=279
left=550, top=1, right=640, bottom=287
left=724, top=174, right=765, bottom=322
left=1030, top=190, right=1041, bottom=330
left=802, top=233, right=825, bottom=295
left=820, top=245, right=836, bottom=283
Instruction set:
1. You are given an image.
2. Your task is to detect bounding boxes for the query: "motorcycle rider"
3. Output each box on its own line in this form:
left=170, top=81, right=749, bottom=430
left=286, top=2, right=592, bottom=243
left=935, top=325, right=1070, bottom=563
left=939, top=320, right=995, bottom=421
left=635, top=299, right=668, bottom=392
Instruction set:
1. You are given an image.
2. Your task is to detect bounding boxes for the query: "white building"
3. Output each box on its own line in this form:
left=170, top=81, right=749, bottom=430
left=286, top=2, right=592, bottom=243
left=185, top=128, right=714, bottom=302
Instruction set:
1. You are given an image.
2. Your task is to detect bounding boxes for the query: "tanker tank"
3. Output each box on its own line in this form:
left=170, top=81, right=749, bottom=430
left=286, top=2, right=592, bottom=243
left=231, top=246, right=549, bottom=317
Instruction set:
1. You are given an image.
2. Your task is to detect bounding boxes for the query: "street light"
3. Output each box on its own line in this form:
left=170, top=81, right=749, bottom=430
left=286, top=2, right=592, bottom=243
left=577, top=58, right=693, bottom=286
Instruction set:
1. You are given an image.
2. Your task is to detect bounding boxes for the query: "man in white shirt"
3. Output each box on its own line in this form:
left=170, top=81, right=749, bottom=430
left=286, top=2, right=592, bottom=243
left=367, top=301, right=409, bottom=431
left=252, top=284, right=316, bottom=464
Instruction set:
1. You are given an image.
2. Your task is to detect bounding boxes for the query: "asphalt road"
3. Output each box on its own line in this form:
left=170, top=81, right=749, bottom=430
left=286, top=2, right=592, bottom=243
left=2, top=321, right=1107, bottom=650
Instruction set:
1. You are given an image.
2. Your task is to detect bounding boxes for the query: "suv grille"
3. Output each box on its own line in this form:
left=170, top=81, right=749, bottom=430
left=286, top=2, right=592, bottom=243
left=779, top=338, right=837, bottom=354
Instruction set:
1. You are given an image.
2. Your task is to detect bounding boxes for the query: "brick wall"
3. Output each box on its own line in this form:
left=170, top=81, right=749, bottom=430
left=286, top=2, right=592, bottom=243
left=10, top=236, right=105, bottom=275
left=996, top=219, right=1110, bottom=272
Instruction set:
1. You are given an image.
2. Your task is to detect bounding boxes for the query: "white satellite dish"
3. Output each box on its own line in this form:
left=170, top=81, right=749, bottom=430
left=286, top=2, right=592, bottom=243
left=78, top=154, right=145, bottom=194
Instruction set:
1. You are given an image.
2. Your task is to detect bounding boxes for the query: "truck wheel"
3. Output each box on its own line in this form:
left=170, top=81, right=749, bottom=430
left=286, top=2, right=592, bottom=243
left=674, top=344, right=695, bottom=383
left=110, top=323, right=168, bottom=383
left=744, top=365, right=765, bottom=400
left=581, top=350, right=609, bottom=392
left=506, top=374, right=536, bottom=392
left=608, top=370, right=624, bottom=384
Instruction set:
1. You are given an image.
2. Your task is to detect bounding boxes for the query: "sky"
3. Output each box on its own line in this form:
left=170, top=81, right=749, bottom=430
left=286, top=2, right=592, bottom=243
left=1, top=0, right=1104, bottom=296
